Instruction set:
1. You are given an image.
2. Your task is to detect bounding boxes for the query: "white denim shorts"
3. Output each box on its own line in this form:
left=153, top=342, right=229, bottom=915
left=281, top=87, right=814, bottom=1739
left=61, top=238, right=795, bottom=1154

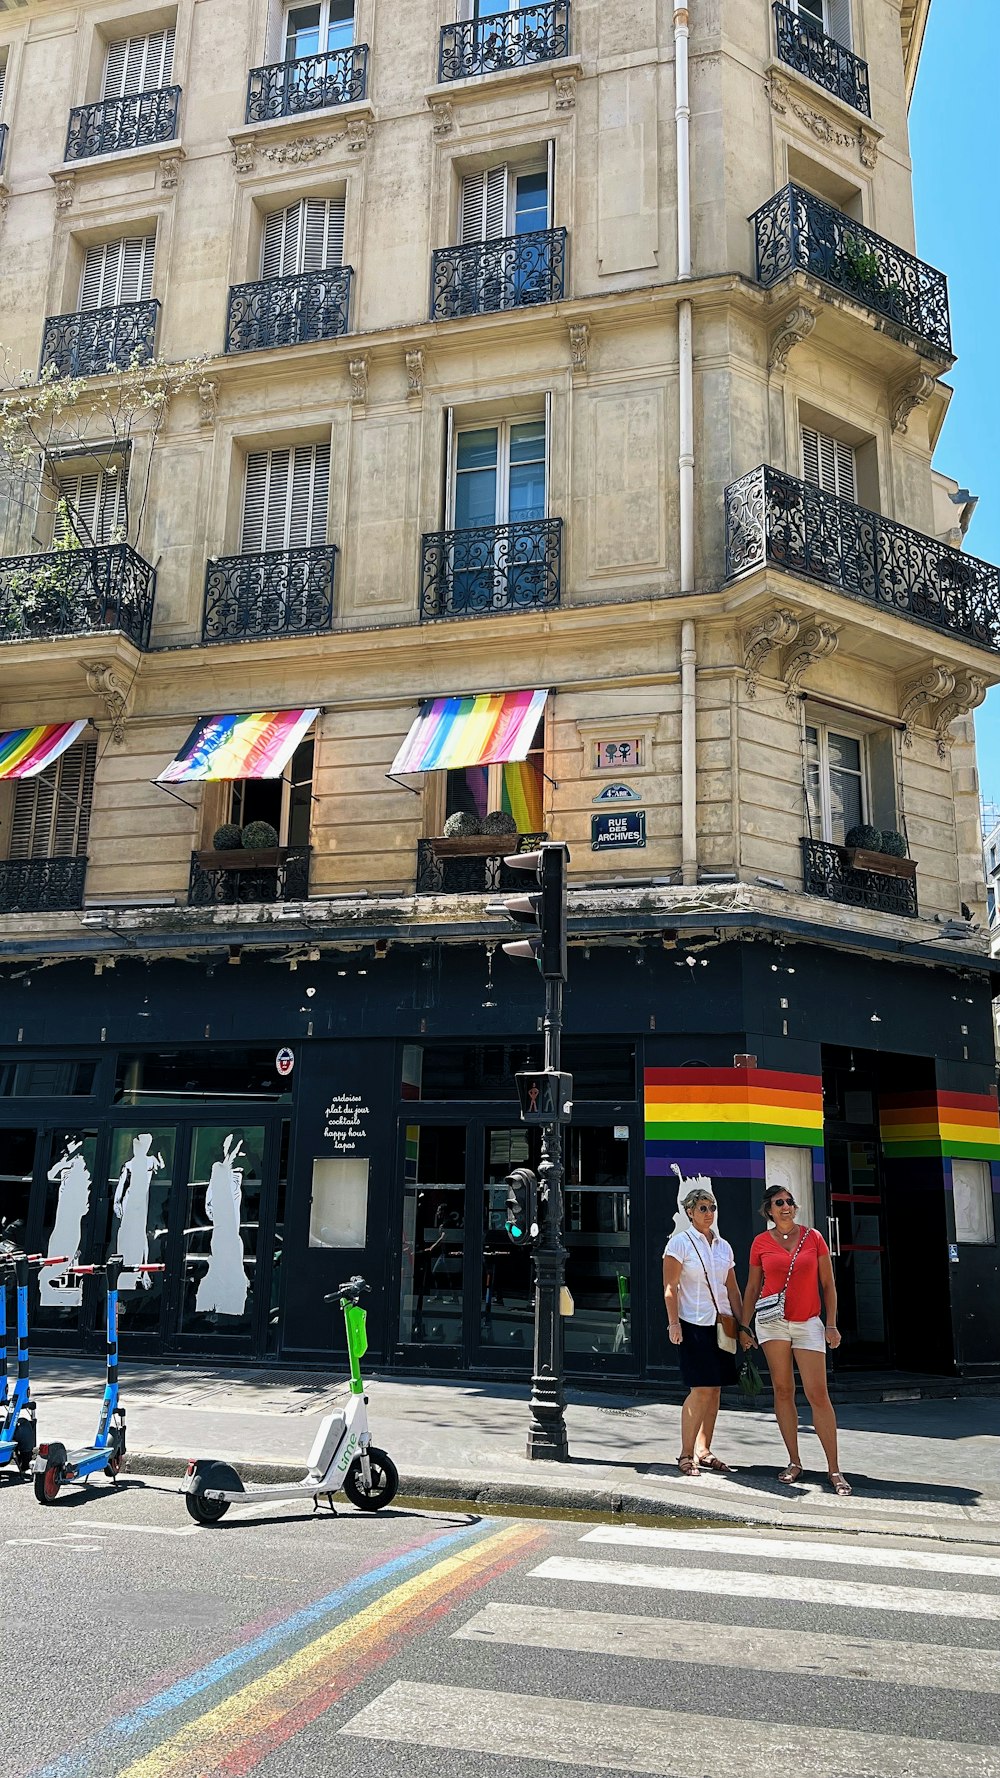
left=756, top=1312, right=826, bottom=1352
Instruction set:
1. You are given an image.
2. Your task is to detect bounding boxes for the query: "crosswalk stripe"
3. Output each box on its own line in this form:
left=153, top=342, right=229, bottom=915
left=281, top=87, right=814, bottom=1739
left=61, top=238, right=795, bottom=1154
left=581, top=1525, right=1000, bottom=1579
left=454, top=1601, right=1000, bottom=1694
left=530, top=1556, right=1000, bottom=1620
left=340, top=1680, right=1000, bottom=1775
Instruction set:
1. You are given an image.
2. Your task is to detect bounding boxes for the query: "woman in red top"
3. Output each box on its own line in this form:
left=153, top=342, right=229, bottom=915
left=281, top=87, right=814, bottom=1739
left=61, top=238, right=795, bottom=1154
left=742, top=1183, right=850, bottom=1496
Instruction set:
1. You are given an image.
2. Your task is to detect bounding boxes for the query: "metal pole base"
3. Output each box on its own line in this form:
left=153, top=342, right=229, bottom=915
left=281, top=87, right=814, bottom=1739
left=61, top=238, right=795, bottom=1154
left=525, top=1372, right=568, bottom=1461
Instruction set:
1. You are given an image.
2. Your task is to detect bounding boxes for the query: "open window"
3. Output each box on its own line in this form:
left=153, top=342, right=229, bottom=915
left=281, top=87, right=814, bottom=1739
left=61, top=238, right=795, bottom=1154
left=790, top=0, right=853, bottom=48
left=459, top=160, right=551, bottom=245
left=226, top=735, right=314, bottom=849
left=441, top=715, right=545, bottom=838
left=283, top=1, right=354, bottom=58
left=804, top=711, right=898, bottom=847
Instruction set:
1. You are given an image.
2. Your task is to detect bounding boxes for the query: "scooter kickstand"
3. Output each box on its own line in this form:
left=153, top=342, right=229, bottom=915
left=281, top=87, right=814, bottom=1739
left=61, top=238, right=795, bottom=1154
left=312, top=1493, right=337, bottom=1515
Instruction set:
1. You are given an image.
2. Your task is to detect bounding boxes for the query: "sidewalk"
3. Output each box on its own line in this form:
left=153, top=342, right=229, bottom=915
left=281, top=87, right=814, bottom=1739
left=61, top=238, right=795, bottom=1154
left=24, top=1356, right=1000, bottom=1546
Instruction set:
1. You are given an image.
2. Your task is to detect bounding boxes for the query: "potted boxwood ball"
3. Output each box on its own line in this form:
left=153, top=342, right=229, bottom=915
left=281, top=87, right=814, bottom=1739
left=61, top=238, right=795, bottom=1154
left=240, top=819, right=280, bottom=855
left=435, top=808, right=498, bottom=857
left=212, top=822, right=243, bottom=851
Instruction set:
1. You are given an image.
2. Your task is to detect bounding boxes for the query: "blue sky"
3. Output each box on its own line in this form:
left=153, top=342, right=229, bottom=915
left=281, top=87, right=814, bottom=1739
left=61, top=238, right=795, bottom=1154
left=910, top=0, right=1000, bottom=814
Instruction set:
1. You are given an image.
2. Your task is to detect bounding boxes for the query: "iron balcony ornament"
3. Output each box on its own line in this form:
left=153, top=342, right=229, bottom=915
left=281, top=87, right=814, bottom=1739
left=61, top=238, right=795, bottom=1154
left=772, top=3, right=870, bottom=116
left=420, top=518, right=562, bottom=621
left=245, top=45, right=368, bottom=123
left=202, top=546, right=337, bottom=644
left=431, top=229, right=566, bottom=320
left=438, top=1, right=570, bottom=82
left=225, top=267, right=353, bottom=354
left=415, top=835, right=547, bottom=895
left=725, top=466, right=1000, bottom=654
left=0, top=857, right=88, bottom=915
left=189, top=847, right=312, bottom=907
left=40, top=300, right=160, bottom=378
left=64, top=86, right=181, bottom=162
left=752, top=183, right=951, bottom=356
left=802, top=838, right=918, bottom=919
left=0, top=543, right=156, bottom=649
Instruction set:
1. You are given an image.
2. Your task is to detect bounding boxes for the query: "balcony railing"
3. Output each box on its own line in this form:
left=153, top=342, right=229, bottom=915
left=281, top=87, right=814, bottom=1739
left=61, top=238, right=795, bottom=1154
left=64, top=86, right=181, bottom=162
left=752, top=184, right=951, bottom=355
left=0, top=856, right=88, bottom=915
left=245, top=45, right=368, bottom=123
left=725, top=466, right=1000, bottom=655
left=416, top=834, right=547, bottom=895
left=772, top=4, right=870, bottom=116
left=40, top=300, right=160, bottom=378
left=439, top=2, right=570, bottom=82
left=421, top=518, right=562, bottom=621
left=189, top=847, right=311, bottom=906
left=202, top=546, right=337, bottom=644
left=431, top=229, right=566, bottom=321
left=802, top=838, right=918, bottom=918
left=225, top=267, right=353, bottom=354
left=0, top=542, right=156, bottom=649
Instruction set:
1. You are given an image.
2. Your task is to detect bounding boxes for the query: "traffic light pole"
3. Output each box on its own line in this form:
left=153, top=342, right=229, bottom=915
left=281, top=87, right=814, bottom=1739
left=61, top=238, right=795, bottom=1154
left=526, top=972, right=569, bottom=1462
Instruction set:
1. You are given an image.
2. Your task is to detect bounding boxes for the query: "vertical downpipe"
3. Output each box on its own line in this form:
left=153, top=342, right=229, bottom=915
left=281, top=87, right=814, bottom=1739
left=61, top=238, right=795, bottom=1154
left=675, top=2, right=697, bottom=883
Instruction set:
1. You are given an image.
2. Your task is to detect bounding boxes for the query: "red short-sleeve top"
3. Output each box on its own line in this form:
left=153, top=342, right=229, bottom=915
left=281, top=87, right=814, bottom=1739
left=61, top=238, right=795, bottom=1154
left=750, top=1227, right=830, bottom=1323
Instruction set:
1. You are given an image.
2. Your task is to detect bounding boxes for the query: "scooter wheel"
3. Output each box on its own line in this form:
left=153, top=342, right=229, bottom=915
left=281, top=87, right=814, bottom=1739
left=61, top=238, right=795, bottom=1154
left=105, top=1449, right=126, bottom=1480
left=33, top=1464, right=60, bottom=1504
left=343, top=1448, right=399, bottom=1511
left=184, top=1491, right=230, bottom=1525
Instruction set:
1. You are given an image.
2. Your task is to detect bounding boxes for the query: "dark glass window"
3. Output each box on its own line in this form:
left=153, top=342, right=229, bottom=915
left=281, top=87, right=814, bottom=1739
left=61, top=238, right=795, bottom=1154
left=0, top=1059, right=97, bottom=1097
left=115, top=1050, right=293, bottom=1105
left=402, top=1042, right=635, bottom=1102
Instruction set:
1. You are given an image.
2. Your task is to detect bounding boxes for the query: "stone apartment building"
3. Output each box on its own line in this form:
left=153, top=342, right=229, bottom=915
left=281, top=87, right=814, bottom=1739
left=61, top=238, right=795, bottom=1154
left=0, top=0, right=997, bottom=1382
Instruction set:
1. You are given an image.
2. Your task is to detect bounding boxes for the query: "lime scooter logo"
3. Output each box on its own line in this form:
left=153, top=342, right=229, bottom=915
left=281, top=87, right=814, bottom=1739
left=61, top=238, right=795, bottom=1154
left=337, top=1432, right=358, bottom=1475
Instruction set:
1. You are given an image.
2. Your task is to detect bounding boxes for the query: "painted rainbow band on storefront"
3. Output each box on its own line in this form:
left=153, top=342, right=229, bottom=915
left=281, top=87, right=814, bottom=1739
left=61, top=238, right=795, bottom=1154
left=880, top=1090, right=1000, bottom=1161
left=645, top=1067, right=825, bottom=1183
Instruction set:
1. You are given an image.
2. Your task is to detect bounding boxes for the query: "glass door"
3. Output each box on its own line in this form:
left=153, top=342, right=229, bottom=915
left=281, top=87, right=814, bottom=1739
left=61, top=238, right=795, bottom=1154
left=827, top=1136, right=891, bottom=1363
left=32, top=1127, right=101, bottom=1337
left=563, top=1126, right=633, bottom=1370
left=477, top=1125, right=539, bottom=1364
left=0, top=1129, right=37, bottom=1251
left=164, top=1122, right=272, bottom=1354
left=101, top=1125, right=179, bottom=1345
left=397, top=1123, right=468, bottom=1359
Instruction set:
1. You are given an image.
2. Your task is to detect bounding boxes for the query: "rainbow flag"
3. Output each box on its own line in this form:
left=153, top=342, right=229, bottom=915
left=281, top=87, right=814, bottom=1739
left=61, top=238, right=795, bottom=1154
left=880, top=1090, right=1000, bottom=1161
left=390, top=689, right=546, bottom=775
left=645, top=1066, right=825, bottom=1181
left=501, top=758, right=544, bottom=832
left=158, top=709, right=318, bottom=782
left=0, top=720, right=88, bottom=779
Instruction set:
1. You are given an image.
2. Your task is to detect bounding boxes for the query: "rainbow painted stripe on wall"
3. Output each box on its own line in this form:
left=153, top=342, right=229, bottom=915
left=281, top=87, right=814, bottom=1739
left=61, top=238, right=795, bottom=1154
left=880, top=1090, right=1000, bottom=1161
left=644, top=1066, right=824, bottom=1181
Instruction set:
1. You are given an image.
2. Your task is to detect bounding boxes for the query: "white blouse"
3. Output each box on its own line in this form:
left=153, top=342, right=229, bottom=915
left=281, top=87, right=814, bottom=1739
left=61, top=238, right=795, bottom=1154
left=663, top=1227, right=735, bottom=1327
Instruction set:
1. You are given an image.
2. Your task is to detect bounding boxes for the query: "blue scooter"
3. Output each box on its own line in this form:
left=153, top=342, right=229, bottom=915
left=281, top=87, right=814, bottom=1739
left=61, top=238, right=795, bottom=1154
left=32, top=1255, right=164, bottom=1504
left=0, top=1227, right=67, bottom=1479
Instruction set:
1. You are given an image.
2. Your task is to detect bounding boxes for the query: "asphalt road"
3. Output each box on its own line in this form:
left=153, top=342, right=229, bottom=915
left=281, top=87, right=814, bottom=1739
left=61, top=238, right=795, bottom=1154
left=3, top=1471, right=999, bottom=1778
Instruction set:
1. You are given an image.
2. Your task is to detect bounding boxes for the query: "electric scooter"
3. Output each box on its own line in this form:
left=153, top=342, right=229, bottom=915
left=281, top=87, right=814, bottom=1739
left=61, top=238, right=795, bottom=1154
left=182, top=1275, right=398, bottom=1525
left=32, top=1255, right=164, bottom=1503
left=0, top=1245, right=69, bottom=1478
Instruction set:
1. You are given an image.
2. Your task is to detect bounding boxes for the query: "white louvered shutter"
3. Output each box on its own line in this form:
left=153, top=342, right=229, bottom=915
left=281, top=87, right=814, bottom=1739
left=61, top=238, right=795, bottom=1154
left=8, top=741, right=96, bottom=859
left=102, top=29, right=175, bottom=99
left=0, top=60, right=6, bottom=113
left=54, top=468, right=128, bottom=546
left=261, top=199, right=344, bottom=279
left=80, top=234, right=155, bottom=309
left=801, top=425, right=856, bottom=501
left=241, top=446, right=330, bottom=552
left=460, top=166, right=508, bottom=243
left=826, top=0, right=853, bottom=48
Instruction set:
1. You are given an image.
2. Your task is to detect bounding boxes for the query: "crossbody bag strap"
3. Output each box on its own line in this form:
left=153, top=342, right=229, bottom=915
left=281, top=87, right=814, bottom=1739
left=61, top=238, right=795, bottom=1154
left=780, top=1228, right=810, bottom=1294
left=686, top=1232, right=726, bottom=1318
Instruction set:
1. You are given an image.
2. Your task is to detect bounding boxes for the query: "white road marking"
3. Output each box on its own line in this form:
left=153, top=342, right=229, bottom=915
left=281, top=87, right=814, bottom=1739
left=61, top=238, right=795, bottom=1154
left=530, top=1556, right=1000, bottom=1620
left=582, top=1524, right=1000, bottom=1579
left=340, top=1682, right=1000, bottom=1775
left=70, top=1518, right=199, bottom=1538
left=5, top=1536, right=103, bottom=1550
left=455, top=1601, right=1000, bottom=1694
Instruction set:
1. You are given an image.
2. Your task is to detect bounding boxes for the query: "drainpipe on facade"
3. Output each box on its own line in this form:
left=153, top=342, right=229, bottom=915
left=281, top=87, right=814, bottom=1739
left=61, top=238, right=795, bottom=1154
left=675, top=1, right=697, bottom=884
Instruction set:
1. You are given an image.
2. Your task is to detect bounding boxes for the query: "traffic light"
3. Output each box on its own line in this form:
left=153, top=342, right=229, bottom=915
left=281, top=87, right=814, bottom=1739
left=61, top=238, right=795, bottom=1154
left=504, top=1166, right=538, bottom=1247
left=488, top=842, right=569, bottom=980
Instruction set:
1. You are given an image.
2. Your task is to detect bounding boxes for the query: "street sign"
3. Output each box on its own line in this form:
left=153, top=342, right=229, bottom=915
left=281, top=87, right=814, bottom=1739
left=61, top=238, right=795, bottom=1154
left=515, top=1070, right=573, bottom=1125
left=592, top=782, right=642, bottom=803
left=275, top=1047, right=295, bottom=1077
left=591, top=810, right=646, bottom=850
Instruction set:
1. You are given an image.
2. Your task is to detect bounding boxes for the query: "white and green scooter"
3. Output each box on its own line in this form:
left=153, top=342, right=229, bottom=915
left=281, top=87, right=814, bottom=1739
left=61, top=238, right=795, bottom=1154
left=181, top=1276, right=398, bottom=1525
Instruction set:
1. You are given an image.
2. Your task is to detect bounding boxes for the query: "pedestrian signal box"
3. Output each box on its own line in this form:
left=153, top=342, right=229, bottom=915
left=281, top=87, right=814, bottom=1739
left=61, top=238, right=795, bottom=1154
left=515, top=1070, right=573, bottom=1125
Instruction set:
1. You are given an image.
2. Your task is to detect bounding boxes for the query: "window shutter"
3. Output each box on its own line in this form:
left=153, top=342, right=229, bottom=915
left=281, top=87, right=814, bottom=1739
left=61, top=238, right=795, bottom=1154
left=460, top=173, right=486, bottom=245
left=55, top=469, right=127, bottom=545
left=242, top=445, right=329, bottom=552
left=485, top=165, right=508, bottom=239
left=0, top=59, right=6, bottom=113
left=301, top=198, right=345, bottom=271
left=800, top=425, right=821, bottom=488
left=241, top=452, right=269, bottom=553
left=119, top=233, right=155, bottom=303
left=104, top=29, right=175, bottom=98
left=81, top=235, right=154, bottom=308
left=261, top=210, right=286, bottom=280
left=81, top=243, right=113, bottom=310
left=835, top=438, right=856, bottom=502
left=8, top=778, right=46, bottom=858
left=7, top=741, right=95, bottom=859
left=826, top=0, right=853, bottom=49
left=102, top=38, right=128, bottom=99
left=801, top=424, right=855, bottom=499
left=309, top=444, right=330, bottom=544
left=262, top=451, right=290, bottom=551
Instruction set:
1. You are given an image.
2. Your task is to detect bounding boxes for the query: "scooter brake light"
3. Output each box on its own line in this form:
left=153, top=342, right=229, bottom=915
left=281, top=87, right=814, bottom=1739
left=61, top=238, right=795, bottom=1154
left=186, top=1460, right=195, bottom=1475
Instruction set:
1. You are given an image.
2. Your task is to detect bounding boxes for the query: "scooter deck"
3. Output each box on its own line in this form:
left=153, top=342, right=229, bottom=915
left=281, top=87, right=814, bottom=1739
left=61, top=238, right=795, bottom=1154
left=58, top=1446, right=111, bottom=1470
left=203, top=1476, right=334, bottom=1506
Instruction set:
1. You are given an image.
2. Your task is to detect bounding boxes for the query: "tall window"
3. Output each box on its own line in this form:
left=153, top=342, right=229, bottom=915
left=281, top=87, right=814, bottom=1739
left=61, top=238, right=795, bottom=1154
left=241, top=444, right=330, bottom=553
left=443, top=727, right=545, bottom=836
left=102, top=29, right=174, bottom=98
left=261, top=197, right=345, bottom=278
left=284, top=1, right=353, bottom=58
left=801, top=424, right=856, bottom=503
left=229, top=737, right=314, bottom=848
left=7, top=741, right=96, bottom=861
left=53, top=465, right=128, bottom=546
left=805, top=723, right=865, bottom=844
left=791, top=0, right=853, bottom=45
left=460, top=163, right=550, bottom=244
left=452, top=417, right=546, bottom=530
left=80, top=234, right=155, bottom=310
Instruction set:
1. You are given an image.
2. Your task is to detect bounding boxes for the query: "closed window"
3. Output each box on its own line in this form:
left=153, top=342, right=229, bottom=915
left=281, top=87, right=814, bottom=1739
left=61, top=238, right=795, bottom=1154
left=805, top=723, right=865, bottom=845
left=284, top=1, right=353, bottom=58
left=53, top=466, right=128, bottom=547
left=261, top=197, right=345, bottom=278
left=952, top=1158, right=996, bottom=1247
left=102, top=28, right=174, bottom=98
left=801, top=424, right=856, bottom=503
left=460, top=162, right=550, bottom=243
left=240, top=444, right=330, bottom=553
left=80, top=234, right=155, bottom=310
left=451, top=416, right=546, bottom=529
left=8, top=741, right=96, bottom=860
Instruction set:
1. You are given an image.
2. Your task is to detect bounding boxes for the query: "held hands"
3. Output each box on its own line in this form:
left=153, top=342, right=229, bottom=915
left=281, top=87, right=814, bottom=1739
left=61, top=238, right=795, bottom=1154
left=738, top=1329, right=757, bottom=1350
left=825, top=1324, right=841, bottom=1349
left=669, top=1323, right=683, bottom=1345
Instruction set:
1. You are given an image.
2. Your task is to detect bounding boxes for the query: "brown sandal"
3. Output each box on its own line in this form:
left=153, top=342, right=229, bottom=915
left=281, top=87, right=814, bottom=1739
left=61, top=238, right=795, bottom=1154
left=828, top=1471, right=852, bottom=1496
left=778, top=1462, right=803, bottom=1484
left=677, top=1455, right=700, bottom=1476
left=696, top=1453, right=731, bottom=1474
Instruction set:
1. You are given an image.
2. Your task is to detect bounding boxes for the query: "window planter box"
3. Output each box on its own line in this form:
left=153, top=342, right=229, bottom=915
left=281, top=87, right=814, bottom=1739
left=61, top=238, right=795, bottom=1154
left=430, top=835, right=517, bottom=858
left=842, top=848, right=917, bottom=880
left=196, top=847, right=281, bottom=869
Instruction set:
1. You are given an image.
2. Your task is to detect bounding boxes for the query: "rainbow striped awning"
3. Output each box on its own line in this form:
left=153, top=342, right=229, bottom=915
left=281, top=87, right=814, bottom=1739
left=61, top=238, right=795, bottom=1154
left=0, top=720, right=89, bottom=780
left=158, top=709, right=319, bottom=783
left=390, top=689, right=547, bottom=775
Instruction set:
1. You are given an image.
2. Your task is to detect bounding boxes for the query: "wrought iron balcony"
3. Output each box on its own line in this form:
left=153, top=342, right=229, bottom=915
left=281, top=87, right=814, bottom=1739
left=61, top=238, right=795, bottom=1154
left=202, top=546, right=337, bottom=644
left=421, top=518, right=562, bottom=621
left=439, top=2, right=570, bottom=82
left=245, top=45, right=368, bottom=123
left=431, top=228, right=566, bottom=321
left=752, top=184, right=951, bottom=355
left=772, top=4, right=870, bottom=116
left=0, top=856, right=88, bottom=915
left=0, top=542, right=156, bottom=648
left=64, top=85, right=181, bottom=162
left=225, top=267, right=353, bottom=354
left=416, top=835, right=547, bottom=895
left=725, top=466, right=1000, bottom=654
left=802, top=839, right=917, bottom=919
left=189, top=846, right=311, bottom=906
left=40, top=300, right=160, bottom=378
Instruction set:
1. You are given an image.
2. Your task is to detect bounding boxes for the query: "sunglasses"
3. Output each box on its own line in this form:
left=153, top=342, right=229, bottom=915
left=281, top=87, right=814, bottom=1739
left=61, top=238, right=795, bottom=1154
left=770, top=1197, right=796, bottom=1209
left=693, top=1202, right=717, bottom=1212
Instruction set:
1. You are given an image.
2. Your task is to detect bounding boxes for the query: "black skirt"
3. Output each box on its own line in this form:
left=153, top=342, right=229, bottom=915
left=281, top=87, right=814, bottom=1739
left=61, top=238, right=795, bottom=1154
left=677, top=1319, right=738, bottom=1388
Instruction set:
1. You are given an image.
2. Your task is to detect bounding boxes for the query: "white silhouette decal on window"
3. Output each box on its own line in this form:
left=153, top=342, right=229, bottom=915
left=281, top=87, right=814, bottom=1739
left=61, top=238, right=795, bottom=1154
left=195, top=1134, right=250, bottom=1317
left=40, top=1139, right=92, bottom=1305
left=113, top=1134, right=164, bottom=1290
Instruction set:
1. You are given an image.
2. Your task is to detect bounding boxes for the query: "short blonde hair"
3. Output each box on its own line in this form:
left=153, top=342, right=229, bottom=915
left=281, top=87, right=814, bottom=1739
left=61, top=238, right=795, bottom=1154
left=683, top=1187, right=714, bottom=1213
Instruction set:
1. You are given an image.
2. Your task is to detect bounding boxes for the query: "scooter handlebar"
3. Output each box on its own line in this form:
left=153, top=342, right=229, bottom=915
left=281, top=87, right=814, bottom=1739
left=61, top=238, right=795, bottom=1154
left=323, top=1274, right=370, bottom=1304
left=35, top=1254, right=70, bottom=1268
left=134, top=1264, right=166, bottom=1273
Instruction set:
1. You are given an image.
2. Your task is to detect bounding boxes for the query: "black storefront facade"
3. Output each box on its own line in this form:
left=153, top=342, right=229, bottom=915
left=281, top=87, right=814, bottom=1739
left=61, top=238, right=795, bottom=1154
left=1, top=923, right=998, bottom=1382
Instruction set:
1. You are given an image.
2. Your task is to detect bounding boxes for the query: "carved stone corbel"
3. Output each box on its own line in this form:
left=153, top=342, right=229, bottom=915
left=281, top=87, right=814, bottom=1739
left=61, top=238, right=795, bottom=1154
left=53, top=173, right=76, bottom=214
left=232, top=137, right=257, bottom=174
left=429, top=100, right=454, bottom=136
left=859, top=125, right=879, bottom=170
left=780, top=619, right=839, bottom=707
left=348, top=354, right=369, bottom=407
left=568, top=321, right=590, bottom=377
left=83, top=661, right=130, bottom=744
left=346, top=119, right=375, bottom=153
left=932, top=670, right=986, bottom=758
left=741, top=607, right=800, bottom=697
left=768, top=302, right=817, bottom=375
left=554, top=74, right=577, bottom=110
left=891, top=371, right=936, bottom=435
left=898, top=663, right=955, bottom=745
left=197, top=380, right=218, bottom=427
left=405, top=349, right=423, bottom=401
left=158, top=149, right=184, bottom=190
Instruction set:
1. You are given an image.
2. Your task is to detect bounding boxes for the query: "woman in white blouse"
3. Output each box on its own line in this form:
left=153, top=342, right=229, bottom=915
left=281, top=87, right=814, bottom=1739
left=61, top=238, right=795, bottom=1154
left=663, top=1182, right=752, bottom=1475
